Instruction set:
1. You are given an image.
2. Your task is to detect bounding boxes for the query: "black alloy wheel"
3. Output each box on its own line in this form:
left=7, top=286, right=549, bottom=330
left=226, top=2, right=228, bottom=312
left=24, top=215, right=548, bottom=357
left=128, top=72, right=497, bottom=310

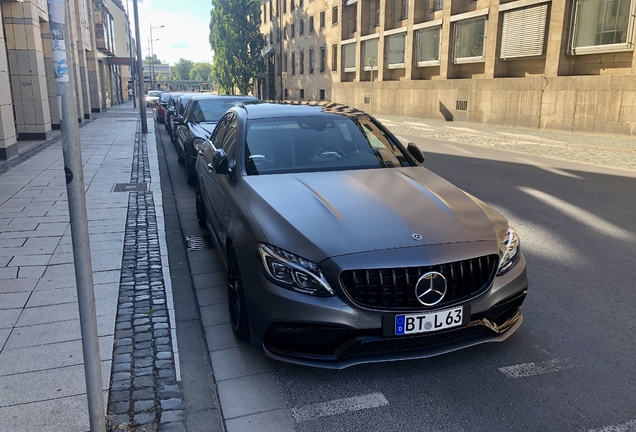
left=227, top=246, right=250, bottom=340
left=195, top=183, right=206, bottom=227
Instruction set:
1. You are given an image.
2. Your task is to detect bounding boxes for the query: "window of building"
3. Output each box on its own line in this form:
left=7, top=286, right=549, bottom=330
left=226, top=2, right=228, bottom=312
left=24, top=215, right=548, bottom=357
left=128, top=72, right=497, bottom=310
left=453, top=16, right=487, bottom=63
left=284, top=53, right=288, bottom=72
left=285, top=88, right=289, bottom=99
left=277, top=29, right=281, bottom=41
left=309, top=48, right=315, bottom=73
left=269, top=0, right=273, bottom=20
left=300, top=19, right=305, bottom=35
left=284, top=24, right=288, bottom=39
left=369, top=0, right=380, bottom=28
left=292, top=52, right=296, bottom=75
left=320, top=11, right=326, bottom=28
left=300, top=50, right=305, bottom=74
left=263, top=4, right=267, bottom=23
left=300, top=0, right=304, bottom=7
left=269, top=30, right=273, bottom=44
left=343, top=42, right=356, bottom=72
left=300, top=89, right=305, bottom=99
left=396, top=0, right=408, bottom=21
left=415, top=25, right=441, bottom=66
left=386, top=33, right=406, bottom=67
left=571, top=0, right=633, bottom=54
left=332, top=6, right=339, bottom=24
left=433, top=0, right=443, bottom=11
left=500, top=3, right=548, bottom=59
left=347, top=5, right=357, bottom=32
left=319, top=89, right=325, bottom=100
left=283, top=0, right=287, bottom=13
left=291, top=0, right=295, bottom=10
left=332, top=44, right=338, bottom=71
left=309, top=16, right=315, bottom=33
left=362, top=38, right=379, bottom=70
left=291, top=23, right=295, bottom=37
left=320, top=46, right=326, bottom=72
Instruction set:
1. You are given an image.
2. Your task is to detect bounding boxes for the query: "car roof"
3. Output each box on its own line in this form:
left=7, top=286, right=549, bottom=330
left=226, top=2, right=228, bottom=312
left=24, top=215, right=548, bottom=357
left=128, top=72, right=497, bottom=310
left=238, top=101, right=367, bottom=120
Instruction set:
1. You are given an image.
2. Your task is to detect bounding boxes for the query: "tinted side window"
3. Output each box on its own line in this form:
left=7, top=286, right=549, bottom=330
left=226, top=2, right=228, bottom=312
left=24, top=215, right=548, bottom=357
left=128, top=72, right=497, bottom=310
left=220, top=115, right=238, bottom=167
left=211, top=115, right=231, bottom=150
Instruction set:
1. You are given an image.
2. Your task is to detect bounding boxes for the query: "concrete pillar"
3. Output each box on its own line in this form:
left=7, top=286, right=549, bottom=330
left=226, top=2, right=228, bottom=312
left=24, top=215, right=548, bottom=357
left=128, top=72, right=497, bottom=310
left=0, top=4, right=17, bottom=159
left=2, top=0, right=52, bottom=140
left=86, top=50, right=101, bottom=112
left=40, top=19, right=60, bottom=130
left=544, top=0, right=569, bottom=77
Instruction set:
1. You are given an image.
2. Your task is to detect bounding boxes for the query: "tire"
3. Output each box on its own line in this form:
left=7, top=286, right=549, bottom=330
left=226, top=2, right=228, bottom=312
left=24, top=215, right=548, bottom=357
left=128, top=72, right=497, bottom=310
left=195, top=183, right=206, bottom=227
left=227, top=246, right=250, bottom=340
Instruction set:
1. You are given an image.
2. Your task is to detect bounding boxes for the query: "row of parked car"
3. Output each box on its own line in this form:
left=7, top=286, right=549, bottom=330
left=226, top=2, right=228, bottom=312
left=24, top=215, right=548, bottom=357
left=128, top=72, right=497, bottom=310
left=146, top=92, right=528, bottom=369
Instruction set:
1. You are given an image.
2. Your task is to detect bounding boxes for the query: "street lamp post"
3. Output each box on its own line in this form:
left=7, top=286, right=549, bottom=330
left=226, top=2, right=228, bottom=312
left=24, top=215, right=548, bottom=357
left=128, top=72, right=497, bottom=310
left=149, top=24, right=164, bottom=89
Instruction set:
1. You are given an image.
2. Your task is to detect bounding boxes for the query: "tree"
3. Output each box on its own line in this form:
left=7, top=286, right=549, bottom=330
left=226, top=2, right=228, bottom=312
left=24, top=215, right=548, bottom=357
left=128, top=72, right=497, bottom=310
left=189, top=62, right=212, bottom=81
left=156, top=71, right=165, bottom=81
left=209, top=0, right=264, bottom=95
left=169, top=58, right=195, bottom=81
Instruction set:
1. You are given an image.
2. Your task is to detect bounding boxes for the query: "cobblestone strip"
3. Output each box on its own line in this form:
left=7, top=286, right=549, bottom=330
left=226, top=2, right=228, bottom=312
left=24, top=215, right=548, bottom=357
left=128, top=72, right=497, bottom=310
left=108, top=120, right=185, bottom=431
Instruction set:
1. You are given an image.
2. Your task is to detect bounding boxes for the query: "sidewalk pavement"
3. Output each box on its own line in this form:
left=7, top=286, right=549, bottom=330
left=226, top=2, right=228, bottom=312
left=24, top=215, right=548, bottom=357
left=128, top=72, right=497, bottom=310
left=0, top=103, right=188, bottom=431
left=1, top=102, right=635, bottom=431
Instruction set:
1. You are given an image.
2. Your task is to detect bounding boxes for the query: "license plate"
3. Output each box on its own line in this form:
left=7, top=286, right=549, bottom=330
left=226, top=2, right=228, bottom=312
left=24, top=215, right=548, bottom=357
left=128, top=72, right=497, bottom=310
left=393, top=306, right=464, bottom=336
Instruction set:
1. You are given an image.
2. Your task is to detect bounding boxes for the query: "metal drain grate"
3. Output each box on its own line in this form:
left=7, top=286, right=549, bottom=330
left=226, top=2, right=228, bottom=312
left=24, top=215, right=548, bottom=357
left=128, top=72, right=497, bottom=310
left=112, top=183, right=148, bottom=192
left=185, top=234, right=215, bottom=251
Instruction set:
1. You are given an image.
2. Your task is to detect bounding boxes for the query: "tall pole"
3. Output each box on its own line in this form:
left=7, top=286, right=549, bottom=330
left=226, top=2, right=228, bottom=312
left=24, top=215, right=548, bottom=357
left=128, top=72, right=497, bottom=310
left=149, top=25, right=155, bottom=89
left=47, top=1, right=105, bottom=431
left=278, top=0, right=283, bottom=100
left=126, top=0, right=136, bottom=107
left=132, top=0, right=147, bottom=133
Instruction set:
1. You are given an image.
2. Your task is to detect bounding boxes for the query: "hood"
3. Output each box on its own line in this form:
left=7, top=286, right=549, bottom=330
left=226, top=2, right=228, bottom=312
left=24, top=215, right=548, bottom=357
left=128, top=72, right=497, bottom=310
left=240, top=167, right=508, bottom=261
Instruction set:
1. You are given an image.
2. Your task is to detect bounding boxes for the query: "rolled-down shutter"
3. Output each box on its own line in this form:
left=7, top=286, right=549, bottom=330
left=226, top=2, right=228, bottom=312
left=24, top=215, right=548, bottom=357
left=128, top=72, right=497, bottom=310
left=500, top=4, right=549, bottom=59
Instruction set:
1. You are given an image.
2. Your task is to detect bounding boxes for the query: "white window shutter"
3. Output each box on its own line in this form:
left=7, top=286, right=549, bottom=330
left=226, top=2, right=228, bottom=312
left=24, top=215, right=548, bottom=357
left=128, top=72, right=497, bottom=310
left=500, top=4, right=549, bottom=59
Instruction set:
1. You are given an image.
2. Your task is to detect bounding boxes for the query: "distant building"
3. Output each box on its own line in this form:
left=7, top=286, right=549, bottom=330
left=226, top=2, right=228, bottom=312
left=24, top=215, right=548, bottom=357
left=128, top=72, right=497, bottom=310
left=259, top=0, right=636, bottom=135
left=0, top=0, right=135, bottom=160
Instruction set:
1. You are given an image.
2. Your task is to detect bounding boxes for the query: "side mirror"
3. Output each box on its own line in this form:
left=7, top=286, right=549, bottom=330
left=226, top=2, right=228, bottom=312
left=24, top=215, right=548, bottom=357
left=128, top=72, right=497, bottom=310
left=407, top=143, right=425, bottom=163
left=172, top=116, right=184, bottom=125
left=212, top=149, right=229, bottom=175
left=161, top=102, right=168, bottom=108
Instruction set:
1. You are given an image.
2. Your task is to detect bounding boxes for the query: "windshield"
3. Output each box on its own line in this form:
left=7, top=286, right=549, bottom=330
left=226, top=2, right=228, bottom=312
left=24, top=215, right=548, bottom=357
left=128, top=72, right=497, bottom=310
left=148, top=91, right=162, bottom=97
left=245, top=115, right=411, bottom=175
left=160, top=93, right=171, bottom=102
left=197, top=99, right=256, bottom=122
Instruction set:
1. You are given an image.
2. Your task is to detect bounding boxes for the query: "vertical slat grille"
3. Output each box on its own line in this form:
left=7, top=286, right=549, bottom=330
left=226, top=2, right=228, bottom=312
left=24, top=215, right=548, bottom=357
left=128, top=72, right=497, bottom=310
left=339, top=255, right=498, bottom=310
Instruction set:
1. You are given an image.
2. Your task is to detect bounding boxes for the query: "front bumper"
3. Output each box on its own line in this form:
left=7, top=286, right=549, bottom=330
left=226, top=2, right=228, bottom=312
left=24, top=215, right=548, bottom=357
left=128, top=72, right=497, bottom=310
left=241, top=252, right=528, bottom=369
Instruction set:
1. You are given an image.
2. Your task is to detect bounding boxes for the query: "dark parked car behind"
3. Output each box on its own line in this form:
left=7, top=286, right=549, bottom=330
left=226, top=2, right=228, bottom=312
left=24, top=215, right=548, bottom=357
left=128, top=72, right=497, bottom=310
left=195, top=102, right=528, bottom=369
left=164, top=92, right=186, bottom=135
left=156, top=92, right=171, bottom=124
left=175, top=94, right=258, bottom=185
left=169, top=94, right=196, bottom=146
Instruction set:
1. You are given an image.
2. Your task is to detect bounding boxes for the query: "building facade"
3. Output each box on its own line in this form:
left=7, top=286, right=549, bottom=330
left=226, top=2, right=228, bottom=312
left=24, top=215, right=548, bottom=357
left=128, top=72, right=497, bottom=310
left=0, top=0, right=133, bottom=160
left=260, top=0, right=636, bottom=135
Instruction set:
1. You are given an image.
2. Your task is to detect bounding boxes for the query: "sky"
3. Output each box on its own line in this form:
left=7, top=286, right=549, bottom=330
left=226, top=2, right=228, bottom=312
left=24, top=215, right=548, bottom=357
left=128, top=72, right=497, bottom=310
left=122, top=0, right=213, bottom=66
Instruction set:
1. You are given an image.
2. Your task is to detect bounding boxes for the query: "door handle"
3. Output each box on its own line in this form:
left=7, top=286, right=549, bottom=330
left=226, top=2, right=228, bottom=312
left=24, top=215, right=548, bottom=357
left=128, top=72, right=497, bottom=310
left=198, top=150, right=204, bottom=156
left=207, top=163, right=214, bottom=172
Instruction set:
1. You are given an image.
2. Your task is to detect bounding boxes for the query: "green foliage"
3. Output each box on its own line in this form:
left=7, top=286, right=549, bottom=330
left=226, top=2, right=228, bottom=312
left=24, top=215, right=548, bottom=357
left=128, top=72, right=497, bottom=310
left=209, top=0, right=264, bottom=95
left=189, top=62, right=213, bottom=81
left=144, top=54, right=162, bottom=64
left=156, top=71, right=165, bottom=81
left=169, top=58, right=195, bottom=81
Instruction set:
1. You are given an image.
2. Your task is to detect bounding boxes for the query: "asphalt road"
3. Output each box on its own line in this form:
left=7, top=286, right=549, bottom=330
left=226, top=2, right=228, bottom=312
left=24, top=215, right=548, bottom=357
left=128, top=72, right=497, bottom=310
left=268, top=135, right=636, bottom=432
left=160, top=114, right=636, bottom=431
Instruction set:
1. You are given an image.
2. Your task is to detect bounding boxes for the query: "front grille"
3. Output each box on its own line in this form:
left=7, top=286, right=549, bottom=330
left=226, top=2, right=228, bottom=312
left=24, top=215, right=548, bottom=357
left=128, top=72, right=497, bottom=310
left=339, top=255, right=498, bottom=310
left=264, top=323, right=358, bottom=357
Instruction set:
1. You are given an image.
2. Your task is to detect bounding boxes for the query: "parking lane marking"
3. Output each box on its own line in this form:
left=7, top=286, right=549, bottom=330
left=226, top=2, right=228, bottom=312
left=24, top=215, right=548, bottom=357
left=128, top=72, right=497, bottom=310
left=518, top=187, right=636, bottom=242
left=588, top=419, right=636, bottom=432
left=499, top=359, right=573, bottom=378
left=444, top=144, right=474, bottom=155
left=516, top=157, right=584, bottom=179
left=290, top=392, right=389, bottom=422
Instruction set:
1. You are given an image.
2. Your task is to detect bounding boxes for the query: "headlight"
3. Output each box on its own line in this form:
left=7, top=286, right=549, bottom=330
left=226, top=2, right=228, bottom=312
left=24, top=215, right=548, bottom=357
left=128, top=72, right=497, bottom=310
left=497, top=225, right=520, bottom=276
left=257, top=243, right=335, bottom=297
left=193, top=138, right=205, bottom=152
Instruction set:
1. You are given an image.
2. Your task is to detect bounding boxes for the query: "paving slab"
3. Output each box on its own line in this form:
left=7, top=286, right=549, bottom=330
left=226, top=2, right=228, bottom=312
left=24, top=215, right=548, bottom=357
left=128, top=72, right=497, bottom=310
left=0, top=361, right=111, bottom=407
left=0, top=394, right=91, bottom=432
left=217, top=372, right=287, bottom=420
left=0, top=309, right=21, bottom=330
left=210, top=345, right=271, bottom=382
left=0, top=292, right=30, bottom=309
left=225, top=408, right=295, bottom=432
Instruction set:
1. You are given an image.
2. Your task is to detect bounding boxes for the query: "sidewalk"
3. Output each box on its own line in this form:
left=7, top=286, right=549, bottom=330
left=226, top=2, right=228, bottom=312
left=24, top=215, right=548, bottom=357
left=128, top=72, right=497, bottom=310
left=0, top=103, right=187, bottom=431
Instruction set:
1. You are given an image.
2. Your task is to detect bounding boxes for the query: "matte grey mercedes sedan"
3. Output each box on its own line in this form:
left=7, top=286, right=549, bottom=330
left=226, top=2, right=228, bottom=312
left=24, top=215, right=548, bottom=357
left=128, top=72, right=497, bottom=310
left=195, top=102, right=528, bottom=369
